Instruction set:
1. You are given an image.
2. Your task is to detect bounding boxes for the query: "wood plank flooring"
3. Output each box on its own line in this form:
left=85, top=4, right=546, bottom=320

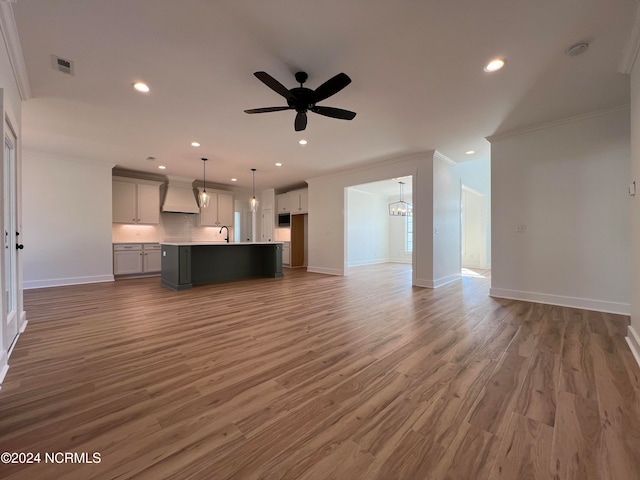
left=0, top=264, right=638, bottom=479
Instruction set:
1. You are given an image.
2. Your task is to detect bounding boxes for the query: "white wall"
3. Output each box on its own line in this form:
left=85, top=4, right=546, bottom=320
left=22, top=151, right=114, bottom=288
left=346, top=188, right=389, bottom=266
left=629, top=58, right=640, bottom=364
left=433, top=155, right=461, bottom=286
left=490, top=107, right=631, bottom=314
left=455, top=157, right=491, bottom=267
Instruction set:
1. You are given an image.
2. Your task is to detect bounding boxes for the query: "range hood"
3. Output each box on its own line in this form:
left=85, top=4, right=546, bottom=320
left=162, top=176, right=200, bottom=214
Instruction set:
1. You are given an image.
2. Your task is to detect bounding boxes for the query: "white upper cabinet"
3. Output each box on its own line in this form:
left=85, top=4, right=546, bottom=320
left=113, top=177, right=162, bottom=224
left=277, top=193, right=290, bottom=213
left=198, top=189, right=234, bottom=227
left=277, top=189, right=308, bottom=214
left=289, top=189, right=308, bottom=214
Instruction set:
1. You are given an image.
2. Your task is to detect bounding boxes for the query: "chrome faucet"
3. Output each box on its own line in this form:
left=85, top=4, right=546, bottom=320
left=219, top=226, right=229, bottom=243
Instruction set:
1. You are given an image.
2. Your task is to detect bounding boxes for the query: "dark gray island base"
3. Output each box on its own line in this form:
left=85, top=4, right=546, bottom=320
left=161, top=242, right=283, bottom=291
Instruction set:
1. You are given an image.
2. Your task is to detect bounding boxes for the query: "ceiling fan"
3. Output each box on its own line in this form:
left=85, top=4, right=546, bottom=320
left=244, top=71, right=356, bottom=131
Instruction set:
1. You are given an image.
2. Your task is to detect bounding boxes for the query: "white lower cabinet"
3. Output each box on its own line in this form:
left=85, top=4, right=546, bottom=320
left=143, top=244, right=162, bottom=273
left=114, top=243, right=161, bottom=275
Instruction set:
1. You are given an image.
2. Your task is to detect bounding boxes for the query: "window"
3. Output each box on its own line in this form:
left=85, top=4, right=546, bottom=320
left=406, top=215, right=413, bottom=252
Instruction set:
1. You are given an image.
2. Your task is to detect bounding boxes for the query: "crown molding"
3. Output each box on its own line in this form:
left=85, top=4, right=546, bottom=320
left=306, top=150, right=433, bottom=184
left=434, top=150, right=456, bottom=165
left=620, top=2, right=640, bottom=74
left=0, top=0, right=31, bottom=100
left=485, top=104, right=629, bottom=144
left=23, top=148, right=116, bottom=168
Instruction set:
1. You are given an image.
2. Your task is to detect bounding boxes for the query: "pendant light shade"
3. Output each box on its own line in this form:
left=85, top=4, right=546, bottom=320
left=389, top=181, right=412, bottom=216
left=249, top=168, right=258, bottom=212
left=198, top=158, right=210, bottom=208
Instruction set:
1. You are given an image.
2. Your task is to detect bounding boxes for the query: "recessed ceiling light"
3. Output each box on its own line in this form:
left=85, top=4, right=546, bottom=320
left=299, top=139, right=308, bottom=145
left=275, top=162, right=282, bottom=167
left=133, top=82, right=150, bottom=93
left=483, top=58, right=506, bottom=73
left=466, top=150, right=475, bottom=155
left=231, top=178, right=238, bottom=182
left=191, top=141, right=200, bottom=147
left=158, top=165, right=166, bottom=170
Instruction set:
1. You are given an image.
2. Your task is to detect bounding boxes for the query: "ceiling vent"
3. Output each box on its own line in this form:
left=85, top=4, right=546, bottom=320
left=52, top=55, right=74, bottom=75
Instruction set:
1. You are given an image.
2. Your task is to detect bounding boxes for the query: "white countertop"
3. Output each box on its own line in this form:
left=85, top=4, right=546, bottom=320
left=160, top=241, right=283, bottom=246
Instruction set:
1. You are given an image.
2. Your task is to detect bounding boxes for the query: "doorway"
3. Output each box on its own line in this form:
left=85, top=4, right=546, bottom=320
left=461, top=185, right=487, bottom=269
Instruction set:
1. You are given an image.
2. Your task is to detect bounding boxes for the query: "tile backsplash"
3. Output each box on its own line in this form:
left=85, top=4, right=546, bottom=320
left=112, top=212, right=231, bottom=243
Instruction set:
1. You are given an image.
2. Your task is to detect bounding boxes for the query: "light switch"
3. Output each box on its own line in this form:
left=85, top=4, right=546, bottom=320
left=434, top=226, right=439, bottom=235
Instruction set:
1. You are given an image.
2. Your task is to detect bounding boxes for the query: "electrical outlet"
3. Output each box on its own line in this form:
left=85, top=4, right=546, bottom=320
left=515, top=224, right=526, bottom=233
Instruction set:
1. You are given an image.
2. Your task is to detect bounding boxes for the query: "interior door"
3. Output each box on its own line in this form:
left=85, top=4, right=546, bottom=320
left=3, top=120, right=18, bottom=352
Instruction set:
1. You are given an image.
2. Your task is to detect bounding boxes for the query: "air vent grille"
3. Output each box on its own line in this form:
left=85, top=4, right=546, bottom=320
left=52, top=55, right=74, bottom=75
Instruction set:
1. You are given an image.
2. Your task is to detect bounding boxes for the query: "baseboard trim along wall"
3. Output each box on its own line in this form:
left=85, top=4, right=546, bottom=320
left=626, top=326, right=640, bottom=370
left=347, top=258, right=390, bottom=267
left=23, top=274, right=115, bottom=290
left=415, top=274, right=460, bottom=289
left=0, top=350, right=8, bottom=388
left=306, top=266, right=343, bottom=276
left=489, top=287, right=631, bottom=316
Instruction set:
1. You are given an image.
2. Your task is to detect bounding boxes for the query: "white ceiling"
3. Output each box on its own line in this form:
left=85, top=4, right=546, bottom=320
left=13, top=0, right=636, bottom=192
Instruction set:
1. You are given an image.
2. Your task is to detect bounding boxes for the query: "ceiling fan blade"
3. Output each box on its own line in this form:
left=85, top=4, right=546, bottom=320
left=313, top=73, right=352, bottom=103
left=244, top=106, right=292, bottom=114
left=254, top=71, right=295, bottom=100
left=295, top=111, right=307, bottom=131
left=311, top=106, right=356, bottom=120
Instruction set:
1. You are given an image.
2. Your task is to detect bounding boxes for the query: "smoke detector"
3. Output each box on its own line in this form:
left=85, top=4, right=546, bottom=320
left=566, top=42, right=589, bottom=57
left=51, top=55, right=74, bottom=75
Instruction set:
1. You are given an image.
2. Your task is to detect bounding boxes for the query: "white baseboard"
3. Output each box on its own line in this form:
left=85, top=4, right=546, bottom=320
left=489, top=287, right=631, bottom=315
left=433, top=274, right=461, bottom=288
left=0, top=349, right=8, bottom=388
left=23, top=274, right=115, bottom=290
left=306, top=266, right=343, bottom=276
left=19, top=310, right=27, bottom=333
left=626, top=326, right=640, bottom=370
left=389, top=258, right=412, bottom=264
left=414, top=273, right=460, bottom=289
left=347, top=258, right=389, bottom=267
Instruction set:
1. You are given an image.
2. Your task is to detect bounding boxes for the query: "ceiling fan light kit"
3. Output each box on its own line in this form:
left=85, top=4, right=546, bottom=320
left=244, top=71, right=356, bottom=131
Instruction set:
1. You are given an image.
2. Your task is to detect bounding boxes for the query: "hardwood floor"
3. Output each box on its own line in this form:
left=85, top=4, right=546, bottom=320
left=0, top=264, right=638, bottom=479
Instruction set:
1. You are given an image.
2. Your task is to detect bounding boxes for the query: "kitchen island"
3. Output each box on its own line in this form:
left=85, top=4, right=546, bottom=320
left=160, top=242, right=283, bottom=291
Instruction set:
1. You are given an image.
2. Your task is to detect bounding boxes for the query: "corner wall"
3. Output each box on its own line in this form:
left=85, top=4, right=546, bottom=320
left=489, top=107, right=631, bottom=314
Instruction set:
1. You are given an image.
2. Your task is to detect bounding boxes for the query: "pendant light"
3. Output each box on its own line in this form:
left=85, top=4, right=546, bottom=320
left=249, top=168, right=258, bottom=212
left=198, top=158, right=210, bottom=208
left=389, top=181, right=412, bottom=216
